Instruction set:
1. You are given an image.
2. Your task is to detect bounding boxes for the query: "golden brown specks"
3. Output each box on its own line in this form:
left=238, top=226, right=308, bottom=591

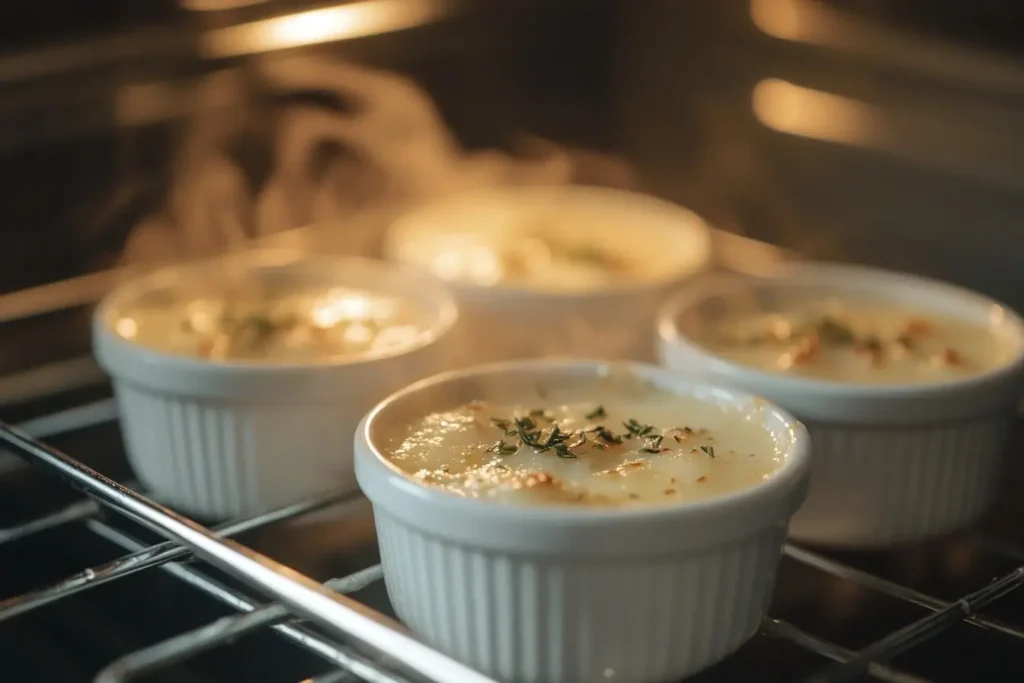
left=904, top=318, right=933, bottom=337
left=523, top=472, right=562, bottom=490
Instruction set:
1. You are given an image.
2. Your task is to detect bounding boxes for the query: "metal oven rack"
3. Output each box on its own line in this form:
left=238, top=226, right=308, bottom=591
left=3, top=234, right=1024, bottom=683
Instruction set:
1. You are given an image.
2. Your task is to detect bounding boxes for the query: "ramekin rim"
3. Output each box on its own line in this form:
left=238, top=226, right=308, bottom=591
left=93, top=250, right=460, bottom=373
left=357, top=358, right=811, bottom=525
left=656, top=261, right=1024, bottom=399
left=384, top=184, right=715, bottom=302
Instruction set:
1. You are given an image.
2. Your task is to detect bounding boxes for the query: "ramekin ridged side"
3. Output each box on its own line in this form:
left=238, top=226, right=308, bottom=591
left=355, top=360, right=811, bottom=683
left=374, top=510, right=785, bottom=683
left=112, top=383, right=369, bottom=519
left=385, top=185, right=714, bottom=365
left=791, top=415, right=1011, bottom=546
left=93, top=252, right=459, bottom=520
left=656, top=263, right=1024, bottom=548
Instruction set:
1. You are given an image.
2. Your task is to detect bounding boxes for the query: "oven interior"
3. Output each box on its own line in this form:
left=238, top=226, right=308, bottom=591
left=3, top=1, right=1024, bottom=681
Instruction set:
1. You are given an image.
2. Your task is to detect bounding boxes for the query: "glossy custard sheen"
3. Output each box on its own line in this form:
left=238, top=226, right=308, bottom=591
left=111, top=286, right=433, bottom=363
left=383, top=379, right=784, bottom=507
left=397, top=210, right=693, bottom=294
left=705, top=299, right=1010, bottom=384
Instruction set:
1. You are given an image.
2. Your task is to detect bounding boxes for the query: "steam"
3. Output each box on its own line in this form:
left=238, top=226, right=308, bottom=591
left=122, top=55, right=637, bottom=266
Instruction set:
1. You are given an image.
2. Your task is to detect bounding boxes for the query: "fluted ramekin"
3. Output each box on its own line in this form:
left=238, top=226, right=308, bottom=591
left=384, top=185, right=713, bottom=365
left=657, top=263, right=1024, bottom=547
left=355, top=359, right=810, bottom=683
left=93, top=249, right=458, bottom=520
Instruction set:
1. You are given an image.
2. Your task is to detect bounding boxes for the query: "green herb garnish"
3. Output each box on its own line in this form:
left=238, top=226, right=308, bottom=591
left=623, top=419, right=655, bottom=438
left=816, top=316, right=855, bottom=344
left=585, top=405, right=607, bottom=420
left=641, top=435, right=665, bottom=453
left=486, top=440, right=518, bottom=455
left=700, top=445, right=716, bottom=458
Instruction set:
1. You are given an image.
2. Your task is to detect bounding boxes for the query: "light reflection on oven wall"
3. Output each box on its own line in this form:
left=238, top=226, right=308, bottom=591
left=613, top=0, right=1024, bottom=310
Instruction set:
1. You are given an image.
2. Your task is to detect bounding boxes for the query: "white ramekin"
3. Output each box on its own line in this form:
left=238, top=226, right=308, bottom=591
left=355, top=359, right=810, bottom=683
left=657, top=263, right=1024, bottom=548
left=93, top=249, right=459, bottom=521
left=383, top=185, right=713, bottom=365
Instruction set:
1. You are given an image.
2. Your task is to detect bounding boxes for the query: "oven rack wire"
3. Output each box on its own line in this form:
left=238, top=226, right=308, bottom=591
left=2, top=401, right=1024, bottom=683
left=0, top=230, right=1017, bottom=683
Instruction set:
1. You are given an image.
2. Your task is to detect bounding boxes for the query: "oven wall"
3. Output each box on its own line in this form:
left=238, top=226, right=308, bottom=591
left=5, top=0, right=1024, bottom=314
left=613, top=0, right=1024, bottom=310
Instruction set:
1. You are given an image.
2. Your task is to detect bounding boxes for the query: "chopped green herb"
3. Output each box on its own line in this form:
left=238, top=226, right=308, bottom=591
left=597, top=428, right=623, bottom=445
left=514, top=416, right=538, bottom=439
left=817, top=316, right=855, bottom=344
left=585, top=405, right=607, bottom=420
left=553, top=444, right=578, bottom=459
left=623, top=419, right=655, bottom=438
left=641, top=435, right=665, bottom=453
left=700, top=445, right=716, bottom=458
left=486, top=440, right=518, bottom=455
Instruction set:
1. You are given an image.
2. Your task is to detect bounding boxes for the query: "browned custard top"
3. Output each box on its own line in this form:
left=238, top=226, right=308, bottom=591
left=705, top=300, right=1009, bottom=384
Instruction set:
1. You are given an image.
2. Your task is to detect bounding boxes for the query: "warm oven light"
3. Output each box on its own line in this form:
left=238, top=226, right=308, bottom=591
left=752, top=78, right=875, bottom=145
left=202, top=0, right=449, bottom=57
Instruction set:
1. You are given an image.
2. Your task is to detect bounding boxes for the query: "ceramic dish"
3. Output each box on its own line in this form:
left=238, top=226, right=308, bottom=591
left=355, top=359, right=810, bottom=683
left=384, top=185, right=713, bottom=365
left=657, top=263, right=1024, bottom=547
left=93, top=249, right=458, bottom=520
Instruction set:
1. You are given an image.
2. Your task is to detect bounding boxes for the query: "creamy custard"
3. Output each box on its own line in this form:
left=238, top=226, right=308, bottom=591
left=417, top=228, right=644, bottom=292
left=112, top=286, right=433, bottom=363
left=394, top=209, right=697, bottom=294
left=706, top=300, right=1010, bottom=384
left=382, top=379, right=784, bottom=507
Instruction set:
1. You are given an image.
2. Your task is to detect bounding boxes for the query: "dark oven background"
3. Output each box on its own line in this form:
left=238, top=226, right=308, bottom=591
left=2, top=0, right=1024, bottom=311
left=3, top=3, right=1024, bottom=682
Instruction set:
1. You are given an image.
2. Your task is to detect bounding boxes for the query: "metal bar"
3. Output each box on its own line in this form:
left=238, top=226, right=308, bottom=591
left=0, top=489, right=354, bottom=622
left=0, top=498, right=99, bottom=546
left=0, top=357, right=106, bottom=408
left=307, top=671, right=362, bottom=683
left=95, top=565, right=384, bottom=683
left=784, top=544, right=1024, bottom=639
left=0, top=398, right=120, bottom=476
left=804, top=566, right=1024, bottom=683
left=16, top=399, right=119, bottom=439
left=88, top=520, right=414, bottom=683
left=763, top=620, right=931, bottom=683
left=0, top=422, right=496, bottom=683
